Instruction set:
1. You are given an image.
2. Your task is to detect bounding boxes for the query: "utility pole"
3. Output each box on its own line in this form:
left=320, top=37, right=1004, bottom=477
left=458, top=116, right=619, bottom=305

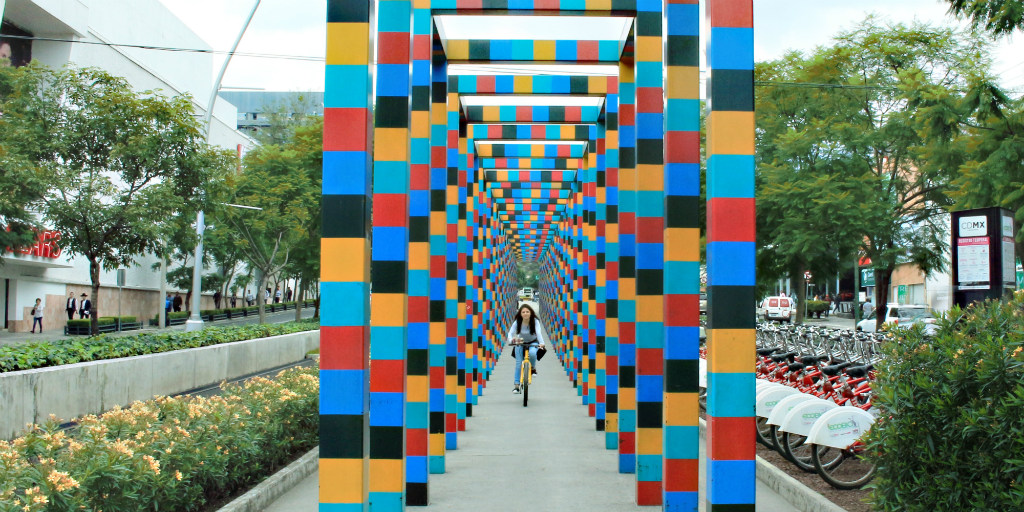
left=854, top=255, right=861, bottom=326
left=186, top=0, right=262, bottom=332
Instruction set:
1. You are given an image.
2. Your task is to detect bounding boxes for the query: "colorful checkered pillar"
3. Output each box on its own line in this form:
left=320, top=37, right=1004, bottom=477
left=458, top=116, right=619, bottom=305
left=464, top=141, right=477, bottom=418
left=444, top=76, right=460, bottom=451
left=663, top=0, right=701, bottom=509
left=706, top=1, right=756, bottom=511
left=456, top=117, right=468, bottom=432
left=617, top=57, right=638, bottom=476
left=594, top=122, right=607, bottom=430
left=573, top=178, right=584, bottom=394
left=368, top=0, right=412, bottom=509
left=583, top=156, right=594, bottom=411
left=427, top=40, right=447, bottom=477
left=604, top=77, right=621, bottom=451
left=635, top=0, right=666, bottom=502
left=321, top=0, right=373, bottom=509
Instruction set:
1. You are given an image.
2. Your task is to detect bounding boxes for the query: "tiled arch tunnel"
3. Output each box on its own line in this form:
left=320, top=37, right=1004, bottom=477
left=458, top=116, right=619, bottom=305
left=320, top=0, right=756, bottom=510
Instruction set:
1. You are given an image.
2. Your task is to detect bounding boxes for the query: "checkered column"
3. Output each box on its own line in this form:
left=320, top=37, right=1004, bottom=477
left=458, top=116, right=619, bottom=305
left=706, top=1, right=756, bottom=510
left=635, top=1, right=667, bottom=502
left=427, top=40, right=447, bottom=477
left=617, top=58, right=638, bottom=476
left=368, top=0, right=412, bottom=508
left=574, top=177, right=584, bottom=394
left=604, top=76, right=621, bottom=451
left=456, top=117, right=468, bottom=432
left=663, top=0, right=702, bottom=509
left=464, top=140, right=478, bottom=417
left=595, top=121, right=607, bottom=430
left=584, top=152, right=595, bottom=411
left=444, top=76, right=460, bottom=451
left=320, top=0, right=374, bottom=508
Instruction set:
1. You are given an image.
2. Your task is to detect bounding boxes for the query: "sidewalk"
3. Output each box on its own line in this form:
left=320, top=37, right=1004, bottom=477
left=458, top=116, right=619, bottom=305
left=0, top=307, right=317, bottom=347
left=264, top=344, right=795, bottom=512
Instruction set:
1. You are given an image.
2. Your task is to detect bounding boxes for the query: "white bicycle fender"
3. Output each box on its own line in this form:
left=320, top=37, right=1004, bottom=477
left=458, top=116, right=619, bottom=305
left=755, top=386, right=800, bottom=418
left=806, top=407, right=876, bottom=449
left=778, top=397, right=838, bottom=436
left=766, top=393, right=814, bottom=426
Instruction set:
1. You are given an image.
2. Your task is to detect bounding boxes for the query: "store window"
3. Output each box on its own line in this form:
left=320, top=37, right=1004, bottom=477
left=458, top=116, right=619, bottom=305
left=0, top=22, right=33, bottom=68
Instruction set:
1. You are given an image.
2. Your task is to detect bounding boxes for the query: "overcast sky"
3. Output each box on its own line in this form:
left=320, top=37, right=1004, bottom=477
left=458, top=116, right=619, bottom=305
left=158, top=0, right=1024, bottom=93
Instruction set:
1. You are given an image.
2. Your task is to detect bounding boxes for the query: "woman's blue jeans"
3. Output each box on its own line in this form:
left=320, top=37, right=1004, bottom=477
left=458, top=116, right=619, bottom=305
left=513, top=343, right=539, bottom=385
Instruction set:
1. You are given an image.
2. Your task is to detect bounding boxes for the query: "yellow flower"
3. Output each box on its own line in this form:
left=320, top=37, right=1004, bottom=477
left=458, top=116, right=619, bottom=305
left=174, top=470, right=182, bottom=481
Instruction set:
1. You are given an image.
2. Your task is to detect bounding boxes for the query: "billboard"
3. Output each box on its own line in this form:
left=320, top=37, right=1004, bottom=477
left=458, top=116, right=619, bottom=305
left=0, top=22, right=32, bottom=68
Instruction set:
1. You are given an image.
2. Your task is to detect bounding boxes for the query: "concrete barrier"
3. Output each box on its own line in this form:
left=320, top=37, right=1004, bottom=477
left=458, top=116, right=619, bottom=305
left=0, top=330, right=319, bottom=440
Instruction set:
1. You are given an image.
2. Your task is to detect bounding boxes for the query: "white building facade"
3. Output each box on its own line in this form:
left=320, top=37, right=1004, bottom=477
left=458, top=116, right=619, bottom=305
left=1, top=0, right=255, bottom=332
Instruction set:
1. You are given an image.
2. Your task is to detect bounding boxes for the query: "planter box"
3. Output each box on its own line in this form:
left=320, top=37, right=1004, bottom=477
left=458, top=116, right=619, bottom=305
left=0, top=330, right=320, bottom=440
left=64, top=321, right=143, bottom=336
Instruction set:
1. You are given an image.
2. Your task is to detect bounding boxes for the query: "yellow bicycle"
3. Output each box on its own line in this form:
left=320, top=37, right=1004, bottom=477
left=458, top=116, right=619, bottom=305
left=512, top=340, right=533, bottom=407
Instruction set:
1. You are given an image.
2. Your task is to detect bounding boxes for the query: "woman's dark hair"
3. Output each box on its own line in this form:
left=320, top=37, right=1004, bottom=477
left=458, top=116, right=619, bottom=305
left=514, top=304, right=538, bottom=334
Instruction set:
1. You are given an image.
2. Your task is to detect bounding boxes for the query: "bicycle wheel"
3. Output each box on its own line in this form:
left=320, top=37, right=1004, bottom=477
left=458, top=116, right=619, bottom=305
left=811, top=445, right=876, bottom=490
left=782, top=432, right=839, bottom=473
left=756, top=417, right=774, bottom=449
left=522, top=361, right=530, bottom=407
left=770, top=425, right=790, bottom=460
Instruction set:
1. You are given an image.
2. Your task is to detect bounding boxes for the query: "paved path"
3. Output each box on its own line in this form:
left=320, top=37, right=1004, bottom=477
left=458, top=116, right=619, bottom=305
left=0, top=307, right=316, bottom=347
left=265, top=345, right=794, bottom=512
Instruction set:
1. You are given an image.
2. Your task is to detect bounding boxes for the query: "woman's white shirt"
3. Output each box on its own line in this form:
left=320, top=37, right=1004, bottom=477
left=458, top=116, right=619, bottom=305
left=506, top=320, right=547, bottom=347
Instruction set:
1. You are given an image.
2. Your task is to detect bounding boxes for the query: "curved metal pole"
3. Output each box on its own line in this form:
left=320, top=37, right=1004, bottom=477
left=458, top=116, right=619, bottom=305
left=187, top=0, right=262, bottom=332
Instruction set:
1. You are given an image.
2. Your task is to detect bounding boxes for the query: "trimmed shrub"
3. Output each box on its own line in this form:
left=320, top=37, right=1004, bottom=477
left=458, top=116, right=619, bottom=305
left=805, top=300, right=830, bottom=313
left=67, top=316, right=137, bottom=328
left=865, top=295, right=1024, bottom=511
left=0, top=320, right=319, bottom=373
left=0, top=364, right=319, bottom=511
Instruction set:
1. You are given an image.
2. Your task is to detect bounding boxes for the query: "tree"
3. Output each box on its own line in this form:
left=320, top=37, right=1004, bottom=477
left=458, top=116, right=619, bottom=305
left=227, top=128, right=319, bottom=324
left=755, top=18, right=990, bottom=328
left=3, top=64, right=231, bottom=334
left=946, top=0, right=1024, bottom=35
left=0, top=66, right=64, bottom=262
left=252, top=92, right=321, bottom=146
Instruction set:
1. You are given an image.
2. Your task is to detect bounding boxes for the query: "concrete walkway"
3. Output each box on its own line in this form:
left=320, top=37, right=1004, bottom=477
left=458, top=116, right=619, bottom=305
left=0, top=307, right=316, bottom=347
left=265, top=346, right=795, bottom=511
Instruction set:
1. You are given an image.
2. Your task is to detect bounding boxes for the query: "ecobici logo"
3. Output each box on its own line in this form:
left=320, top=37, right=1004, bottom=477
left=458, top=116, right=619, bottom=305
left=828, top=418, right=860, bottom=432
left=802, top=412, right=823, bottom=420
left=765, top=400, right=779, bottom=407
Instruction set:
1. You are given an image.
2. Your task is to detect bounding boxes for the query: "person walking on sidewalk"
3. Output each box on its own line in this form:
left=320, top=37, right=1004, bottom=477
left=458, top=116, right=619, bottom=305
left=31, top=298, right=44, bottom=333
left=79, top=293, right=91, bottom=319
left=274, top=287, right=282, bottom=304
left=173, top=293, right=183, bottom=312
left=65, top=292, right=77, bottom=320
left=214, top=290, right=222, bottom=310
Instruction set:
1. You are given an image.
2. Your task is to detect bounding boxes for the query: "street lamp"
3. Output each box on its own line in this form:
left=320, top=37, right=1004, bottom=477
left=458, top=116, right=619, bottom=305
left=185, top=0, right=262, bottom=333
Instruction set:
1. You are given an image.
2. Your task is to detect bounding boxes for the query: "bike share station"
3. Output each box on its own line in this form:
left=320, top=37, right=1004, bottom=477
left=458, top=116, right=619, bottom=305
left=320, top=0, right=759, bottom=509
left=951, top=207, right=1017, bottom=307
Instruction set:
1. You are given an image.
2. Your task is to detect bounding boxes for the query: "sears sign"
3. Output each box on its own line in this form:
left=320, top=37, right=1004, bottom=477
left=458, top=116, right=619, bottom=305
left=959, top=216, right=988, bottom=237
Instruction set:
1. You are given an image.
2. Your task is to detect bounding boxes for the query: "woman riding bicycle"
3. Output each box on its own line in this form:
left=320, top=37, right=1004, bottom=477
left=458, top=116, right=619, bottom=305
left=507, top=304, right=548, bottom=394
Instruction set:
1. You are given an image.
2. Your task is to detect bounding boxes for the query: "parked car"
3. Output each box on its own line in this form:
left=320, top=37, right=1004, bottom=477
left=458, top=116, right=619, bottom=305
left=761, top=296, right=793, bottom=322
left=518, top=288, right=534, bottom=301
left=857, top=304, right=938, bottom=335
left=699, top=325, right=707, bottom=343
left=699, top=292, right=707, bottom=314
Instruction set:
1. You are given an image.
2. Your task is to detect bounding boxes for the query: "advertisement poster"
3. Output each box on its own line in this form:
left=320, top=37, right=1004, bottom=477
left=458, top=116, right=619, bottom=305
left=1003, top=239, right=1016, bottom=286
left=958, top=237, right=990, bottom=290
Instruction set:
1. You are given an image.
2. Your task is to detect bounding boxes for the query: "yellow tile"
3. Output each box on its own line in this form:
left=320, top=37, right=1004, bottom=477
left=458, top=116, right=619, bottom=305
left=322, top=238, right=369, bottom=283
left=709, top=329, right=756, bottom=373
left=586, top=0, right=611, bottom=9
left=665, top=228, right=700, bottom=262
left=534, top=40, right=557, bottom=61
left=514, top=75, right=533, bottom=93
left=605, top=130, right=618, bottom=149
left=429, top=433, right=445, bottom=455
left=560, top=125, right=575, bottom=139
left=588, top=76, right=608, bottom=94
left=483, top=106, right=499, bottom=121
left=370, top=293, right=407, bottom=327
left=637, top=164, right=663, bottom=191
left=320, top=458, right=364, bottom=503
left=430, top=212, right=446, bottom=235
left=430, top=323, right=445, bottom=342
left=431, top=107, right=446, bottom=124
left=619, top=61, right=635, bottom=82
left=447, top=93, right=459, bottom=112
left=707, top=111, right=755, bottom=155
left=619, top=167, right=636, bottom=190
left=446, top=40, right=469, bottom=60
left=409, top=242, right=429, bottom=270
left=606, top=412, right=618, bottom=433
left=664, top=392, right=699, bottom=426
left=635, top=36, right=662, bottom=63
left=326, top=23, right=369, bottom=65
left=368, top=459, right=403, bottom=493
left=637, top=428, right=662, bottom=454
left=373, top=128, right=408, bottom=161
left=407, top=375, right=428, bottom=400
left=411, top=111, right=429, bottom=138
left=477, top=145, right=492, bottom=157
left=667, top=66, right=700, bottom=100
left=637, top=295, right=664, bottom=322
left=619, top=386, right=636, bottom=408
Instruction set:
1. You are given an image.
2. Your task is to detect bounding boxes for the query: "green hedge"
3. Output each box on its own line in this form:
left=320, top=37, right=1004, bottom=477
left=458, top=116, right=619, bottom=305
left=806, top=300, right=830, bottom=313
left=0, top=364, right=318, bottom=511
left=0, top=320, right=319, bottom=373
left=66, top=316, right=137, bottom=328
left=865, top=295, right=1024, bottom=511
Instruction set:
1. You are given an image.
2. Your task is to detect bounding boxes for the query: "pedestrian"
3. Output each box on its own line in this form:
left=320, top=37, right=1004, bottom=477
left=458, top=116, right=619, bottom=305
left=79, top=293, right=91, bottom=319
left=245, top=289, right=254, bottom=306
left=274, top=287, right=282, bottom=304
left=165, top=294, right=172, bottom=313
left=173, top=293, right=183, bottom=312
left=30, top=298, right=44, bottom=333
left=265, top=288, right=270, bottom=304
left=214, top=290, right=222, bottom=310
left=65, top=292, right=77, bottom=321
left=231, top=294, right=237, bottom=308
left=862, top=298, right=873, bottom=317
left=833, top=293, right=842, bottom=313
left=286, top=287, right=293, bottom=302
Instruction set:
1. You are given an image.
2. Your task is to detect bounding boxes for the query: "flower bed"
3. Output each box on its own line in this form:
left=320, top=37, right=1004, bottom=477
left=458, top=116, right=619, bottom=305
left=0, top=364, right=318, bottom=512
left=0, top=321, right=319, bottom=373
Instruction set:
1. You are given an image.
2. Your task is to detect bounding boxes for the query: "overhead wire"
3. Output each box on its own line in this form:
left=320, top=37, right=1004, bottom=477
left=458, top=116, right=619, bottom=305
left=0, top=34, right=325, bottom=63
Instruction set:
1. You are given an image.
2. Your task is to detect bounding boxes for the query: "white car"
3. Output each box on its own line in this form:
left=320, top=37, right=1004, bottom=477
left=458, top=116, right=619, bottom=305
left=761, top=296, right=794, bottom=322
left=518, top=288, right=534, bottom=301
left=857, top=304, right=938, bottom=335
